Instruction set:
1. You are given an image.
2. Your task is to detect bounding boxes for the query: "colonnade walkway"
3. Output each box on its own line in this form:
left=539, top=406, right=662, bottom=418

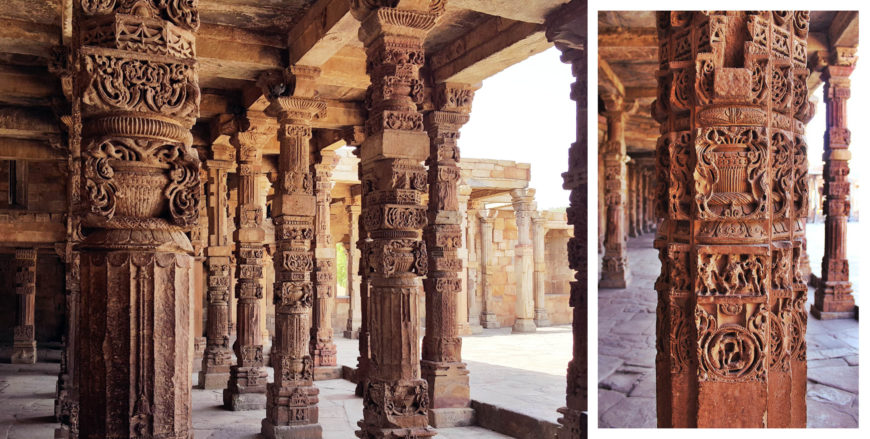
left=598, top=229, right=859, bottom=428
left=0, top=326, right=572, bottom=437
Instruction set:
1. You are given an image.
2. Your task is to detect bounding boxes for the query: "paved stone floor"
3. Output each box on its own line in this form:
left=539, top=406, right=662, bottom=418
left=598, top=231, right=860, bottom=428
left=0, top=362, right=512, bottom=438
left=1, top=327, right=573, bottom=438
left=335, top=324, right=573, bottom=426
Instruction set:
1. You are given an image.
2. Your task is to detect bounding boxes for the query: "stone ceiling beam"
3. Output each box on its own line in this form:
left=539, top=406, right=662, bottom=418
left=828, top=11, right=859, bottom=48
left=0, top=18, right=59, bottom=59
left=598, top=27, right=657, bottom=47
left=429, top=16, right=549, bottom=84
left=287, top=0, right=359, bottom=67
left=0, top=106, right=60, bottom=140
left=447, top=0, right=569, bottom=24
left=598, top=54, right=624, bottom=97
left=0, top=137, right=63, bottom=161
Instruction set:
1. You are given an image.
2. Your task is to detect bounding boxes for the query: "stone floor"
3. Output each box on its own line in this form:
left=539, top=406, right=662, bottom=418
left=0, top=361, right=512, bottom=438
left=335, top=324, right=573, bottom=426
left=598, top=231, right=860, bottom=428
left=1, top=326, right=572, bottom=438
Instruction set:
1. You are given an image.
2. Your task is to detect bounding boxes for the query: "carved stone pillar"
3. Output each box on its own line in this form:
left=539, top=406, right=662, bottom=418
left=478, top=211, right=499, bottom=328
left=652, top=11, right=811, bottom=427
left=344, top=201, right=363, bottom=339
left=351, top=2, right=443, bottom=436
left=224, top=116, right=271, bottom=411
left=546, top=1, right=588, bottom=435
left=311, top=150, right=338, bottom=370
left=456, top=185, right=472, bottom=336
left=512, top=189, right=536, bottom=333
left=532, top=214, right=551, bottom=327
left=73, top=2, right=201, bottom=437
left=627, top=161, right=639, bottom=238
left=600, top=94, right=630, bottom=288
left=639, top=161, right=655, bottom=233
left=813, top=47, right=858, bottom=320
left=260, top=66, right=326, bottom=439
left=465, top=199, right=483, bottom=334
left=421, top=82, right=474, bottom=427
left=635, top=163, right=645, bottom=234
left=12, top=248, right=37, bottom=364
left=200, top=144, right=235, bottom=389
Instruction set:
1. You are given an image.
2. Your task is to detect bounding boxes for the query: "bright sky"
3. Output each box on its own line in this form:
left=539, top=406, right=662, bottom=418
left=462, top=46, right=863, bottom=213
left=459, top=47, right=576, bottom=210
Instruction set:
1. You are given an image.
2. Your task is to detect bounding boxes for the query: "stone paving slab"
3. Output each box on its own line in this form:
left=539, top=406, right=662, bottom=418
left=598, top=231, right=859, bottom=428
left=0, top=362, right=510, bottom=438
left=335, top=325, right=573, bottom=427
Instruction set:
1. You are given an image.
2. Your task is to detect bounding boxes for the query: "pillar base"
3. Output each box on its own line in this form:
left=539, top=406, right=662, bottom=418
left=313, top=366, right=342, bottom=381
left=512, top=318, right=537, bottom=334
left=599, top=271, right=630, bottom=289
left=810, top=304, right=856, bottom=320
left=356, top=426, right=437, bottom=439
left=53, top=427, right=70, bottom=439
left=457, top=322, right=472, bottom=336
left=429, top=408, right=475, bottom=428
left=198, top=370, right=230, bottom=389
left=480, top=312, right=500, bottom=329
left=261, top=419, right=322, bottom=439
left=11, top=342, right=36, bottom=364
left=223, top=389, right=267, bottom=410
left=534, top=309, right=551, bottom=327
left=469, top=323, right=484, bottom=334
left=343, top=329, right=360, bottom=339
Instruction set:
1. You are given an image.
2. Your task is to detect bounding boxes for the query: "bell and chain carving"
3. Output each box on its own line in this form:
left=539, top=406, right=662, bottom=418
left=351, top=1, right=443, bottom=437
left=261, top=66, right=325, bottom=437
left=813, top=47, right=858, bottom=319
left=652, top=11, right=811, bottom=428
left=73, top=1, right=201, bottom=437
left=421, top=83, right=473, bottom=419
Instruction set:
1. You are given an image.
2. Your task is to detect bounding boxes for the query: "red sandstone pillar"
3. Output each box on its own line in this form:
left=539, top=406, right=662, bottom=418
left=200, top=144, right=235, bottom=389
left=652, top=11, right=811, bottom=427
left=812, top=47, right=858, bottom=320
left=421, top=82, right=474, bottom=427
left=224, top=116, right=272, bottom=411
left=12, top=248, right=37, bottom=364
left=260, top=66, right=326, bottom=438
left=311, top=150, right=338, bottom=372
left=546, top=1, right=588, bottom=435
left=627, top=161, right=639, bottom=238
left=600, top=93, right=631, bottom=288
left=73, top=2, right=201, bottom=436
left=351, top=2, right=443, bottom=436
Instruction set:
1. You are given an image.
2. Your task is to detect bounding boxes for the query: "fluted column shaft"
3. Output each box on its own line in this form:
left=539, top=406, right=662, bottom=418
left=813, top=49, right=858, bottom=319
left=478, top=212, right=498, bottom=328
left=532, top=215, right=550, bottom=327
left=512, top=190, right=536, bottom=333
